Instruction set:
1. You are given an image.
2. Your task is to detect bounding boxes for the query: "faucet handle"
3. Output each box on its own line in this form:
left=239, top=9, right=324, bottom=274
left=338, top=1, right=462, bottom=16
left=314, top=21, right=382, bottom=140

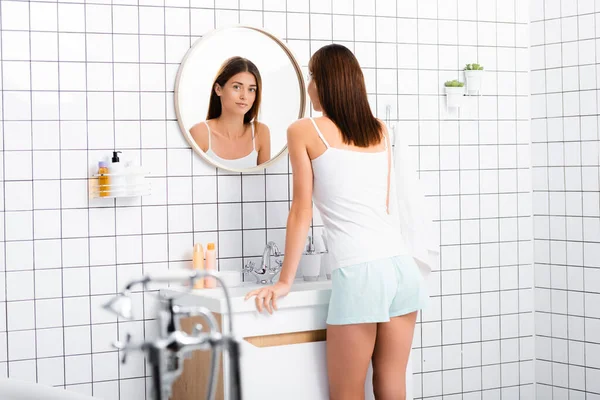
left=114, top=333, right=133, bottom=364
left=269, top=258, right=283, bottom=272
left=192, top=323, right=204, bottom=336
left=243, top=260, right=256, bottom=273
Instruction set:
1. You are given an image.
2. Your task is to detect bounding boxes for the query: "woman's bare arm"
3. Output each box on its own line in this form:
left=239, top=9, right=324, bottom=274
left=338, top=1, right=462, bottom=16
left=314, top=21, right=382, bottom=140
left=244, top=119, right=314, bottom=313
left=277, top=120, right=314, bottom=284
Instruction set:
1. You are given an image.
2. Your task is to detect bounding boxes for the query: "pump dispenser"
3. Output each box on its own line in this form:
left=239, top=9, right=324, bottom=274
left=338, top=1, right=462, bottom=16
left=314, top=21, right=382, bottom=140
left=110, top=151, right=125, bottom=196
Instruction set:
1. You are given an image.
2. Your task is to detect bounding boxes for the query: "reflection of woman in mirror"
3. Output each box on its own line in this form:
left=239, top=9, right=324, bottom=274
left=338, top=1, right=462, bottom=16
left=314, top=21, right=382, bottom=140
left=190, top=56, right=271, bottom=169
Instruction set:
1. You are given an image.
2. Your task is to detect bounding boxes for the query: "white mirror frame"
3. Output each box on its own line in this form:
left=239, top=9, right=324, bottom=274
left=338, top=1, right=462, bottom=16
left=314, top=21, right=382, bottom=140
left=174, top=25, right=306, bottom=173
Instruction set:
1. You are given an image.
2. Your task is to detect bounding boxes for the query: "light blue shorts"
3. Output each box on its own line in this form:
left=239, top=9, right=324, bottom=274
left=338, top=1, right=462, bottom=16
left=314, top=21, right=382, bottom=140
left=326, top=255, right=429, bottom=325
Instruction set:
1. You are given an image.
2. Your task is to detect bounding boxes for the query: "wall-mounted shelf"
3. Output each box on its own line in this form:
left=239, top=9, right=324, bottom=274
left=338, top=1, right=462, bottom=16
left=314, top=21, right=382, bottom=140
left=89, top=170, right=151, bottom=199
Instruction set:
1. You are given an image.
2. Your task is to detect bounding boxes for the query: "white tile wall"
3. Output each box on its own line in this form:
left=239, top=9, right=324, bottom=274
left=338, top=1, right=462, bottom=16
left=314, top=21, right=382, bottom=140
left=0, top=0, right=532, bottom=399
left=530, top=0, right=600, bottom=398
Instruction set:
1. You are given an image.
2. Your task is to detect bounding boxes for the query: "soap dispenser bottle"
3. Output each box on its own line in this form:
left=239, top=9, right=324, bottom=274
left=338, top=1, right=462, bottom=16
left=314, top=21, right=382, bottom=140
left=110, top=151, right=125, bottom=196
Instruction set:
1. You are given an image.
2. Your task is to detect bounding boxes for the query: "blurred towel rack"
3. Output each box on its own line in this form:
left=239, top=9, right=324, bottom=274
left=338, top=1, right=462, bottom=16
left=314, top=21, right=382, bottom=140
left=385, top=104, right=397, bottom=147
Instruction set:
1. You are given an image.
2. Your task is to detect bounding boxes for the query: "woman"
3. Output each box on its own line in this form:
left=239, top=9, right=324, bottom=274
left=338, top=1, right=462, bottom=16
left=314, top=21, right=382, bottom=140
left=245, top=44, right=429, bottom=399
left=190, top=56, right=271, bottom=169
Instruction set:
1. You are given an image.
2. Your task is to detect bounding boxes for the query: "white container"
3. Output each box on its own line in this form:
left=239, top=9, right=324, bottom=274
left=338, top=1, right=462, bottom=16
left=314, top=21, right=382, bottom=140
left=217, top=271, right=242, bottom=288
left=109, top=151, right=126, bottom=196
left=445, top=86, right=465, bottom=108
left=464, top=70, right=484, bottom=95
left=300, top=253, right=321, bottom=281
left=319, top=232, right=332, bottom=280
left=125, top=162, right=146, bottom=196
left=320, top=252, right=332, bottom=280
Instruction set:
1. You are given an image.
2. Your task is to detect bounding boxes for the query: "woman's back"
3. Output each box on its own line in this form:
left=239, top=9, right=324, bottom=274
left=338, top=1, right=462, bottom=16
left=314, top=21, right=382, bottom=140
left=307, top=117, right=408, bottom=269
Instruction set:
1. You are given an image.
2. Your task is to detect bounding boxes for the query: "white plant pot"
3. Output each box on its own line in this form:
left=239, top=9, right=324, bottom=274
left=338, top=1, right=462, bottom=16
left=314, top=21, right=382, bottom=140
left=445, top=86, right=465, bottom=108
left=464, top=70, right=484, bottom=95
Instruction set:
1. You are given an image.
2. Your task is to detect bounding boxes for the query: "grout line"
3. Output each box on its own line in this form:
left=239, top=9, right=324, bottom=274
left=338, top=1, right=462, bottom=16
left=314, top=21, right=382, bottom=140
left=109, top=2, right=122, bottom=396
left=413, top=0, right=426, bottom=397
left=50, top=1, right=69, bottom=388
left=543, top=0, right=555, bottom=394
left=82, top=1, right=95, bottom=395
left=573, top=1, right=587, bottom=395
left=0, top=0, right=9, bottom=382
left=473, top=0, right=483, bottom=396
left=138, top=0, right=149, bottom=394
left=514, top=0, right=524, bottom=395
left=557, top=2, right=571, bottom=397
left=455, top=0, right=464, bottom=394
left=25, top=0, right=40, bottom=385
left=433, top=1, right=445, bottom=395
left=591, top=0, right=600, bottom=395
left=494, top=2, right=503, bottom=397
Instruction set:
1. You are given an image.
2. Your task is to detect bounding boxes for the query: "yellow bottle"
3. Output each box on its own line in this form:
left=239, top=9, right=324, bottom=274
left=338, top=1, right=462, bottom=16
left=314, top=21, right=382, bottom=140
left=192, top=243, right=205, bottom=289
left=98, top=161, right=110, bottom=197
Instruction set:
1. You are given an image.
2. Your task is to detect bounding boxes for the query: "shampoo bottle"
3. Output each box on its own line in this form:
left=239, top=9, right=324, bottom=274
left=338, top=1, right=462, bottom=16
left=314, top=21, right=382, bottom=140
left=192, top=243, right=205, bottom=289
left=97, top=161, right=110, bottom=197
left=205, top=243, right=216, bottom=288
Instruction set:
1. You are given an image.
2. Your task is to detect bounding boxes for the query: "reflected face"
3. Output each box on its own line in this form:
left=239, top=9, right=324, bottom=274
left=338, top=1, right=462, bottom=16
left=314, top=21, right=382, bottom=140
left=215, top=72, right=257, bottom=116
left=307, top=71, right=321, bottom=112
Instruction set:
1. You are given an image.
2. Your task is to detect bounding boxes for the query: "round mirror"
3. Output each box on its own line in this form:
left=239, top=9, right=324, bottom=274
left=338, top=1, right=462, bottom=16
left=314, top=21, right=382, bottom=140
left=175, top=26, right=306, bottom=172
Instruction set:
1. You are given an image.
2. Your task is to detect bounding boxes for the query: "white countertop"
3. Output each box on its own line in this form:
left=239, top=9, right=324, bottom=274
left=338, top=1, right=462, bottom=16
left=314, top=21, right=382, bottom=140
left=162, top=278, right=333, bottom=314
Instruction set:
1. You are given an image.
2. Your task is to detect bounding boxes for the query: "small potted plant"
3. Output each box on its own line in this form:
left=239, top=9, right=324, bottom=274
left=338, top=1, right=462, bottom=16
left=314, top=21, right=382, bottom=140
left=464, top=63, right=484, bottom=95
left=444, top=79, right=465, bottom=108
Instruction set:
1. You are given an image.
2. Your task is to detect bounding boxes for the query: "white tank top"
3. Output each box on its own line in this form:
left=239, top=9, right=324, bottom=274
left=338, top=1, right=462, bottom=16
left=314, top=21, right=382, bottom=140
left=309, top=118, right=408, bottom=269
left=204, top=121, right=258, bottom=169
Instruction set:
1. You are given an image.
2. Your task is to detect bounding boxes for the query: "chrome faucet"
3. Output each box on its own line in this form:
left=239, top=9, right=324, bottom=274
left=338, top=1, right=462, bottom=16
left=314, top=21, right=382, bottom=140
left=102, top=270, right=243, bottom=400
left=243, top=241, right=283, bottom=284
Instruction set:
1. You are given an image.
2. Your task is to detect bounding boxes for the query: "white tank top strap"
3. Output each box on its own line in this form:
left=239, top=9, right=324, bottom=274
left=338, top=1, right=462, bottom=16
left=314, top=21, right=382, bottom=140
left=309, top=117, right=330, bottom=148
left=384, top=127, right=391, bottom=215
left=383, top=130, right=389, bottom=150
left=204, top=121, right=212, bottom=150
left=251, top=122, right=256, bottom=150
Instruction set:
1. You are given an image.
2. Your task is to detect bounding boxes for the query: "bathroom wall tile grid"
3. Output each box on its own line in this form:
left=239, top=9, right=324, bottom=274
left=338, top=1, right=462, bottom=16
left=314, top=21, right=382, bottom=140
left=0, top=0, right=532, bottom=399
left=530, top=0, right=600, bottom=398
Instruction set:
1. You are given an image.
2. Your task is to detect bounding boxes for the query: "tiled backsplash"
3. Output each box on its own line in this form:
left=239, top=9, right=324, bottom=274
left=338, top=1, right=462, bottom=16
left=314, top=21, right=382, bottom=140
left=0, top=0, right=533, bottom=399
left=530, top=0, right=600, bottom=398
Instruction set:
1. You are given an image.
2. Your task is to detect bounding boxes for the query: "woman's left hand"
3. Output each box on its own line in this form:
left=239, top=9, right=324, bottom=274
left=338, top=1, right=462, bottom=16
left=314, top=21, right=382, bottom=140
left=244, top=281, right=291, bottom=314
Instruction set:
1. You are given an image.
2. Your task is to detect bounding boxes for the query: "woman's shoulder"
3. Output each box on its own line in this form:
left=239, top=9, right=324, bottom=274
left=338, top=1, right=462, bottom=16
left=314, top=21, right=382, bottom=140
left=189, top=121, right=209, bottom=151
left=190, top=120, right=210, bottom=134
left=289, top=116, right=330, bottom=129
left=253, top=120, right=270, bottom=134
left=287, top=117, right=318, bottom=135
left=373, top=118, right=388, bottom=136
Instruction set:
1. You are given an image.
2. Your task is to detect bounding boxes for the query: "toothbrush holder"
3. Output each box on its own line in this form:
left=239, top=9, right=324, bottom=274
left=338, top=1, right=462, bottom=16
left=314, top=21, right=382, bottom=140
left=320, top=251, right=332, bottom=280
left=300, top=253, right=321, bottom=281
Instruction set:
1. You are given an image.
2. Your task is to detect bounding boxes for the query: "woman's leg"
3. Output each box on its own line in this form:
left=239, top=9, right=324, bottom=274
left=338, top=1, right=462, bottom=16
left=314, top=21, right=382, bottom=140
left=326, top=323, right=378, bottom=400
left=371, top=311, right=418, bottom=400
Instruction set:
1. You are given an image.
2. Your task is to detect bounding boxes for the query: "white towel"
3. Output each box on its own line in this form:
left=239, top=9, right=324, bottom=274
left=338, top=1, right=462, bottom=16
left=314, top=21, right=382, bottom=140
left=389, top=135, right=439, bottom=278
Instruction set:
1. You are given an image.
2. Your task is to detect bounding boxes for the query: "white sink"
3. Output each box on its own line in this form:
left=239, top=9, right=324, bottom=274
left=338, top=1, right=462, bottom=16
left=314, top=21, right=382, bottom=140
left=166, top=278, right=333, bottom=314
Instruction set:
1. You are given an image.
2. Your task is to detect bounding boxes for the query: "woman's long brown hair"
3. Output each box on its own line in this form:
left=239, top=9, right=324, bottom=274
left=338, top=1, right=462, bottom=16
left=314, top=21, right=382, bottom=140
left=207, top=56, right=262, bottom=126
left=309, top=44, right=382, bottom=147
